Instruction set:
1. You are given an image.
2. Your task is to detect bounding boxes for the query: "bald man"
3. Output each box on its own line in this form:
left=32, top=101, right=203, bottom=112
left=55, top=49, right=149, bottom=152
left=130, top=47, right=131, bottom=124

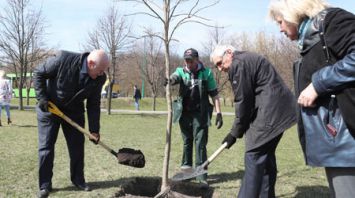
left=34, top=50, right=109, bottom=198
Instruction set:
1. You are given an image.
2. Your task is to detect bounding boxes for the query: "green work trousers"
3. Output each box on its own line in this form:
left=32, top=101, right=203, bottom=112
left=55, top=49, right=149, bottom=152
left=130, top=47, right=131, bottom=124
left=179, top=110, right=208, bottom=181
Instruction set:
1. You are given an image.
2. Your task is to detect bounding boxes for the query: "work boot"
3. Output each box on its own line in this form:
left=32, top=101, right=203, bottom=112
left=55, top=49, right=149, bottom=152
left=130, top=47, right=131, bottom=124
left=7, top=118, right=11, bottom=125
left=37, top=188, right=51, bottom=198
left=0, top=120, right=2, bottom=126
left=198, top=180, right=209, bottom=189
left=180, top=165, right=193, bottom=172
left=180, top=165, right=193, bottom=182
left=73, top=182, right=91, bottom=191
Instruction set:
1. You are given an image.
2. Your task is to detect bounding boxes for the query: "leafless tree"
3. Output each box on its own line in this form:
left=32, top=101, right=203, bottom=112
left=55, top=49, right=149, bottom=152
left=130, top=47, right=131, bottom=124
left=250, top=31, right=298, bottom=89
left=200, top=24, right=230, bottom=105
left=0, top=0, right=46, bottom=109
left=84, top=4, right=132, bottom=114
left=117, top=0, right=220, bottom=193
left=132, top=31, right=165, bottom=110
left=227, top=31, right=298, bottom=98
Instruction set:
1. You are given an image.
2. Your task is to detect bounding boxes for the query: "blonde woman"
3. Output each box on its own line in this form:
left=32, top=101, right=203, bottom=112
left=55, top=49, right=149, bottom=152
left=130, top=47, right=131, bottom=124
left=269, top=0, right=355, bottom=197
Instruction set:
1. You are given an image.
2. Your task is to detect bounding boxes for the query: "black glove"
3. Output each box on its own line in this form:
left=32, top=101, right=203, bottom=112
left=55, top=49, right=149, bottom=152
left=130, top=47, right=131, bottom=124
left=164, top=78, right=177, bottom=86
left=215, top=113, right=223, bottom=129
left=222, top=133, right=237, bottom=149
left=38, top=99, right=48, bottom=112
left=163, top=78, right=169, bottom=87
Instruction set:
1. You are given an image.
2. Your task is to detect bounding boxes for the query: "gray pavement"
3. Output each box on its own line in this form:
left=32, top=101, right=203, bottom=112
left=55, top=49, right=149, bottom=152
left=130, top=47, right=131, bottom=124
left=9, top=105, right=235, bottom=116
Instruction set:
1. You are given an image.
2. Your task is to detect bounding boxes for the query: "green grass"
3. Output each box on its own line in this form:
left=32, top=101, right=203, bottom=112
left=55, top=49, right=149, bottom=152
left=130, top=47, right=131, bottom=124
left=0, top=110, right=329, bottom=197
left=10, top=97, right=236, bottom=113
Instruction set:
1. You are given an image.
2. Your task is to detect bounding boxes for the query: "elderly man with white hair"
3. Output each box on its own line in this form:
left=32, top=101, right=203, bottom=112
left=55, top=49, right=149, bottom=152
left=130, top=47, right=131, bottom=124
left=210, top=45, right=296, bottom=198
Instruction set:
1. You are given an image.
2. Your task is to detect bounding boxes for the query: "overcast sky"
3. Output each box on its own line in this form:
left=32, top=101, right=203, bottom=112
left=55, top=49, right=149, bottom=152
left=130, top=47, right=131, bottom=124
left=0, top=0, right=354, bottom=55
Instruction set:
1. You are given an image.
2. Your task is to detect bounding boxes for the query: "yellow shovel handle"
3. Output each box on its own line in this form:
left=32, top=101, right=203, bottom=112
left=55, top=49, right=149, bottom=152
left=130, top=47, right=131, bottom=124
left=48, top=101, right=116, bottom=155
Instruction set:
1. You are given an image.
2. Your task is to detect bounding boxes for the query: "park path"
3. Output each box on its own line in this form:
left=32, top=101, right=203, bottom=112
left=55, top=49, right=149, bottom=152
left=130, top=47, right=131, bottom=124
left=10, top=105, right=235, bottom=116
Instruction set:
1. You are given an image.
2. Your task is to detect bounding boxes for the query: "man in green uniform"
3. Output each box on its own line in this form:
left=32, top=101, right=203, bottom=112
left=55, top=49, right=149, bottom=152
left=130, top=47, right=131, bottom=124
left=168, top=48, right=223, bottom=188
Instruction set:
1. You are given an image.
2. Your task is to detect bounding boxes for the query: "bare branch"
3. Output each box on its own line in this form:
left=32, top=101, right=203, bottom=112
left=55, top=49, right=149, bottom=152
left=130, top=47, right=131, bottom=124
left=124, top=12, right=160, bottom=20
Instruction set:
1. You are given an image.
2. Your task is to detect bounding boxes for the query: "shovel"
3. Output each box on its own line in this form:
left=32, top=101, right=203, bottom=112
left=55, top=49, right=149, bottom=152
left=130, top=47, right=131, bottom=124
left=171, top=142, right=228, bottom=181
left=47, top=101, right=145, bottom=168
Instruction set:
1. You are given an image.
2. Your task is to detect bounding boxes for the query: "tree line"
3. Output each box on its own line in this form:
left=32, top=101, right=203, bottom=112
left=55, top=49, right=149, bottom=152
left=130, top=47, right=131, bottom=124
left=0, top=0, right=299, bottom=111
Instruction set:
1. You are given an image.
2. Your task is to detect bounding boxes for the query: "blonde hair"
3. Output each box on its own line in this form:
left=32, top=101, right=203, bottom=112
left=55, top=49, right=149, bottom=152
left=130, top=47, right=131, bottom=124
left=210, top=45, right=236, bottom=63
left=269, top=0, right=330, bottom=26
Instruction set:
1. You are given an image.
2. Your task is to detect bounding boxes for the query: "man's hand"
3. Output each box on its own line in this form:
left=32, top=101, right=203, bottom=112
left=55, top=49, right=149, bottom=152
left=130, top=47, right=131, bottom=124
left=215, top=113, right=223, bottom=129
left=163, top=78, right=169, bottom=86
left=298, top=83, right=318, bottom=107
left=89, top=132, right=100, bottom=145
left=38, top=99, right=48, bottom=112
left=222, top=133, right=236, bottom=149
left=164, top=78, right=177, bottom=86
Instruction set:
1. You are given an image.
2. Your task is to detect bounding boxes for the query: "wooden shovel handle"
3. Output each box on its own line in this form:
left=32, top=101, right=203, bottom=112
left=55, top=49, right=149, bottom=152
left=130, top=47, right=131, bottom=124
left=202, top=142, right=228, bottom=168
left=48, top=101, right=117, bottom=155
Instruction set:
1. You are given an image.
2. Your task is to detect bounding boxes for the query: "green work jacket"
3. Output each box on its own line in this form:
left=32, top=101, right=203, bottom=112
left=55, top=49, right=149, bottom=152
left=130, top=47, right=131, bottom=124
left=170, top=65, right=218, bottom=126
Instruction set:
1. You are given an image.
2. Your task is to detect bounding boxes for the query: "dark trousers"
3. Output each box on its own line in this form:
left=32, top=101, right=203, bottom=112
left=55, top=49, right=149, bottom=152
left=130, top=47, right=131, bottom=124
left=325, top=167, right=355, bottom=198
left=179, top=111, right=208, bottom=180
left=37, top=107, right=85, bottom=190
left=238, top=133, right=283, bottom=198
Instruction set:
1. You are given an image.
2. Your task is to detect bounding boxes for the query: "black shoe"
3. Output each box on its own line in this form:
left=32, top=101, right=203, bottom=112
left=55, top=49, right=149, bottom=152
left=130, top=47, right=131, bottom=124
left=38, top=188, right=50, bottom=198
left=73, top=183, right=91, bottom=191
left=198, top=180, right=209, bottom=190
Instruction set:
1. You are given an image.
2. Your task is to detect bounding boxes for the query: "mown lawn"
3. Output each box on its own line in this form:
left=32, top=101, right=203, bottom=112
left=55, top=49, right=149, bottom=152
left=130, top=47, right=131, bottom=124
left=0, top=109, right=329, bottom=198
left=11, top=97, right=236, bottom=112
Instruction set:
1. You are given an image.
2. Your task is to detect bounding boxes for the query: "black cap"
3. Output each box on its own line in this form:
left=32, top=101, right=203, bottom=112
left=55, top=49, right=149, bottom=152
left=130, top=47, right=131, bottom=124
left=183, top=48, right=199, bottom=59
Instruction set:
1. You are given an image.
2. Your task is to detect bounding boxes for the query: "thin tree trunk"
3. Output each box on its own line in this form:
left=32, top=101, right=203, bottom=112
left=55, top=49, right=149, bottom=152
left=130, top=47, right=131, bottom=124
left=26, top=87, right=30, bottom=106
left=18, top=77, right=23, bottom=110
left=107, top=82, right=113, bottom=115
left=161, top=4, right=172, bottom=189
left=153, top=95, right=156, bottom=111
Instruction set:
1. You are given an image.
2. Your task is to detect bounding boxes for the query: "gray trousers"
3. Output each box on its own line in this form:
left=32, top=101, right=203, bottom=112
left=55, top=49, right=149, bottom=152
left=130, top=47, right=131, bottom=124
left=325, top=167, right=355, bottom=198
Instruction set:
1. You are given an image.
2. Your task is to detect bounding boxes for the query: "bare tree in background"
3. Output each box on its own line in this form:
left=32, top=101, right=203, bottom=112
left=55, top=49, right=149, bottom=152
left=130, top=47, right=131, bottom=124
left=117, top=0, right=220, bottom=194
left=85, top=4, right=131, bottom=114
left=250, top=31, right=298, bottom=89
left=201, top=24, right=231, bottom=105
left=0, top=0, right=46, bottom=110
left=132, top=31, right=165, bottom=111
left=25, top=39, right=49, bottom=106
left=229, top=31, right=298, bottom=93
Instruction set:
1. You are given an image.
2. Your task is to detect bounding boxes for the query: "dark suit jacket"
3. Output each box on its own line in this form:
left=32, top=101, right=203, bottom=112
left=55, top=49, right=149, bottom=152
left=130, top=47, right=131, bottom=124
left=34, top=50, right=106, bottom=133
left=229, top=51, right=297, bottom=151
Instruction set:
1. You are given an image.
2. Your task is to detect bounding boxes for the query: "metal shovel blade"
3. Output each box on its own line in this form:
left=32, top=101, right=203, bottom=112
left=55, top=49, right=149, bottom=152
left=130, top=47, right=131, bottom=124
left=171, top=165, right=208, bottom=181
left=171, top=142, right=228, bottom=181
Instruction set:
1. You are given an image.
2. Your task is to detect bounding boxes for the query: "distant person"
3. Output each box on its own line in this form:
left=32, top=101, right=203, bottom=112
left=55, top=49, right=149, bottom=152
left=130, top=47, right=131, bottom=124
left=0, top=70, right=12, bottom=126
left=34, top=49, right=109, bottom=198
left=210, top=45, right=296, bottom=198
left=133, top=85, right=141, bottom=111
left=167, top=48, right=223, bottom=188
left=269, top=0, right=355, bottom=197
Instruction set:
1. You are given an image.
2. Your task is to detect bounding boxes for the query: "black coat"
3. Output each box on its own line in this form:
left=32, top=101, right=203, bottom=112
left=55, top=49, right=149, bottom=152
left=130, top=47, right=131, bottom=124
left=301, top=8, right=355, bottom=136
left=229, top=51, right=297, bottom=151
left=34, top=50, right=106, bottom=133
left=294, top=8, right=355, bottom=166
